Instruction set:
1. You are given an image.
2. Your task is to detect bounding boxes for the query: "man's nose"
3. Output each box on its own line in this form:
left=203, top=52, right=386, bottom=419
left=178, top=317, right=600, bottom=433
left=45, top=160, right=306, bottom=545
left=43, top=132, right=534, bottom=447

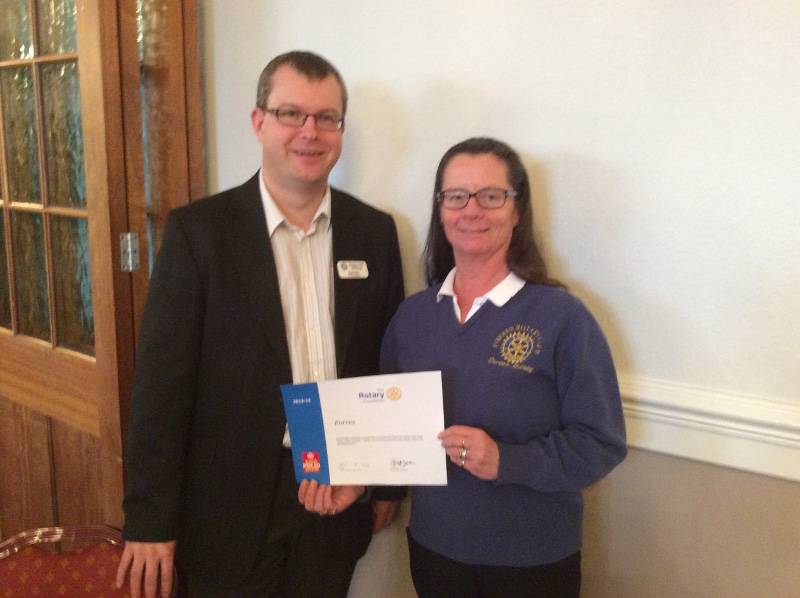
left=299, top=114, right=320, bottom=136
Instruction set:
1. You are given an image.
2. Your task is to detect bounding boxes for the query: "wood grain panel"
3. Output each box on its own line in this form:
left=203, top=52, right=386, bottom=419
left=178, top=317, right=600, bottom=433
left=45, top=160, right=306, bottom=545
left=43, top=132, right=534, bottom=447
left=0, top=331, right=98, bottom=435
left=0, top=395, right=55, bottom=539
left=51, top=419, right=102, bottom=526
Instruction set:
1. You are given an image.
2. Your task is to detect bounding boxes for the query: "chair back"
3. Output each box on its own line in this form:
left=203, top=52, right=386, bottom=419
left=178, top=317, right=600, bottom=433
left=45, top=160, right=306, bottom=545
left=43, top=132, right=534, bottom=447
left=0, top=525, right=129, bottom=597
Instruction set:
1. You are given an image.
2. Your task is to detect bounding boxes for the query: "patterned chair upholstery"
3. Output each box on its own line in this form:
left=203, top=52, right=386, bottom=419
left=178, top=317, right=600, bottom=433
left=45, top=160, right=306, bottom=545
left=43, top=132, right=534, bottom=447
left=0, top=525, right=129, bottom=597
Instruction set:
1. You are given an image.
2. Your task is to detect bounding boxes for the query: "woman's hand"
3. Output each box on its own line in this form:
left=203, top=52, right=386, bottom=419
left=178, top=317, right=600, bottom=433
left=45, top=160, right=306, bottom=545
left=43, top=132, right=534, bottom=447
left=438, top=425, right=500, bottom=480
left=297, top=480, right=365, bottom=515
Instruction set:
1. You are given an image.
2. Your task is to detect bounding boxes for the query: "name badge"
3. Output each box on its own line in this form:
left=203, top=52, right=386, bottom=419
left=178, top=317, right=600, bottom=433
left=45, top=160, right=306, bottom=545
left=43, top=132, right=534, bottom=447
left=337, top=260, right=369, bottom=279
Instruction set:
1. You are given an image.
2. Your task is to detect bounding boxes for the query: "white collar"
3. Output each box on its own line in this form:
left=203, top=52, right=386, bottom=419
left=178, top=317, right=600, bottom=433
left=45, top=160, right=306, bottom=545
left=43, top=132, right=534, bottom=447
left=436, top=268, right=526, bottom=308
left=258, top=168, right=331, bottom=237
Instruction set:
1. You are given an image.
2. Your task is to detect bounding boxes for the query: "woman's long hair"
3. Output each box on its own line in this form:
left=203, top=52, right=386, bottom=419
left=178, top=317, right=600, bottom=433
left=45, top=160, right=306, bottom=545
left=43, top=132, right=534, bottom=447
left=423, top=137, right=563, bottom=288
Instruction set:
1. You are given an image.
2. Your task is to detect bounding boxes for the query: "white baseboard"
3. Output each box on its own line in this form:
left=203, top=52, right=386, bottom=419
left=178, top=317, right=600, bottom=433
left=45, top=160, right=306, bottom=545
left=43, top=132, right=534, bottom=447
left=618, top=376, right=800, bottom=482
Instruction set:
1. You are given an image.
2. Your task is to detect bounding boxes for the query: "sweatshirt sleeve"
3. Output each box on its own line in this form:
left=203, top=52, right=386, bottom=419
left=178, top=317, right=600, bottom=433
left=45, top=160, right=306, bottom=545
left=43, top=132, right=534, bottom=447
left=495, top=299, right=627, bottom=492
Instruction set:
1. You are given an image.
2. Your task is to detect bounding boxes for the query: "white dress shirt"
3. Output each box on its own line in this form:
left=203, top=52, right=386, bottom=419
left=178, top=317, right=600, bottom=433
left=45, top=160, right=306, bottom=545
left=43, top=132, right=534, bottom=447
left=259, top=172, right=337, bottom=446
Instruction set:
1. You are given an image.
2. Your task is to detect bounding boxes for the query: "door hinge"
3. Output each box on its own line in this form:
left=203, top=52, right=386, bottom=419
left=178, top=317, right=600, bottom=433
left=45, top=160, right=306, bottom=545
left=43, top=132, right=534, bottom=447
left=120, top=232, right=140, bottom=272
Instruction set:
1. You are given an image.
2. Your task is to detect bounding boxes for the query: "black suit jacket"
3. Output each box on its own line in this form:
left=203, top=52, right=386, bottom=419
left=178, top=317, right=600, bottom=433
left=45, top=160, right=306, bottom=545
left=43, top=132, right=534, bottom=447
left=122, top=173, right=404, bottom=583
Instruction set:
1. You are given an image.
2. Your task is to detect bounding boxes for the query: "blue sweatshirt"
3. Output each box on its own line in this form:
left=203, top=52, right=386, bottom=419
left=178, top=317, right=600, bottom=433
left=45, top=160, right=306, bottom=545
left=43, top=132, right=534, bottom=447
left=380, top=282, right=627, bottom=566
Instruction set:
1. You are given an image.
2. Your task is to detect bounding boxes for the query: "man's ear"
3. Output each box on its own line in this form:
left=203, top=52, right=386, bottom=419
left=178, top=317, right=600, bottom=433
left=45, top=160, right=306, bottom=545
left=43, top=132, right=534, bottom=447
left=251, top=107, right=265, bottom=134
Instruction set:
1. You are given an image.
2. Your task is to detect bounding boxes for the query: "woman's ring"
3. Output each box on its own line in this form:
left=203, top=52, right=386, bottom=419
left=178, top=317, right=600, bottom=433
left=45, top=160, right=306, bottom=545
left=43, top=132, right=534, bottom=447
left=458, top=446, right=468, bottom=461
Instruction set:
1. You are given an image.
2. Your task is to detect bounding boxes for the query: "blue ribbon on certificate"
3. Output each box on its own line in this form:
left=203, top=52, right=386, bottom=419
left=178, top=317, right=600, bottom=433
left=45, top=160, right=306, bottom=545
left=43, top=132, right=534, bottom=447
left=281, top=382, right=331, bottom=484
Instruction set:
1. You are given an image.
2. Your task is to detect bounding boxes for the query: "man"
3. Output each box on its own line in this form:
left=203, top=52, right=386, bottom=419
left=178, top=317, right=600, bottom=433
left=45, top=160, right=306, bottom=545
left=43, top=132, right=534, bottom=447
left=116, top=51, right=405, bottom=597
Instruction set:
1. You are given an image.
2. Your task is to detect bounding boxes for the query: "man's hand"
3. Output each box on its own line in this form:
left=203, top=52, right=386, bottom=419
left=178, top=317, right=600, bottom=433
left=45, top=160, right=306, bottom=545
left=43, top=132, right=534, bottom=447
left=371, top=500, right=400, bottom=534
left=115, top=540, right=176, bottom=598
left=298, top=480, right=365, bottom=515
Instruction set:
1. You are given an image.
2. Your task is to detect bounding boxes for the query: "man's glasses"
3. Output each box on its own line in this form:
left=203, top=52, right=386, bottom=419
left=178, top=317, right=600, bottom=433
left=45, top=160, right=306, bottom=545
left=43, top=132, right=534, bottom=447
left=436, top=187, right=517, bottom=210
left=264, top=107, right=344, bottom=131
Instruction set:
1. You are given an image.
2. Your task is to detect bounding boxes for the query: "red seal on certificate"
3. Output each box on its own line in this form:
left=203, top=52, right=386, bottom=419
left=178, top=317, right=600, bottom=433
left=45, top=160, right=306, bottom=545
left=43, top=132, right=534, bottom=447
left=302, top=451, right=321, bottom=473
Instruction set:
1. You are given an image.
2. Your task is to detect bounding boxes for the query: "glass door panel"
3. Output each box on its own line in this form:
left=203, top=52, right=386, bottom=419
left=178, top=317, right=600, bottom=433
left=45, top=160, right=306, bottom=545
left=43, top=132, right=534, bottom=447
left=36, top=0, right=78, bottom=55
left=41, top=60, right=85, bottom=209
left=10, top=210, right=49, bottom=340
left=0, top=1, right=34, bottom=60
left=51, top=215, right=93, bottom=354
left=0, top=66, right=41, bottom=204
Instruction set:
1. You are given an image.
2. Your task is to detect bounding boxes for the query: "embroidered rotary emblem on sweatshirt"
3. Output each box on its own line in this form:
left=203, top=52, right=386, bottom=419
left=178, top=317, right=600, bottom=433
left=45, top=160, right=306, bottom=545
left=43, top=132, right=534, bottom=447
left=488, top=324, right=542, bottom=373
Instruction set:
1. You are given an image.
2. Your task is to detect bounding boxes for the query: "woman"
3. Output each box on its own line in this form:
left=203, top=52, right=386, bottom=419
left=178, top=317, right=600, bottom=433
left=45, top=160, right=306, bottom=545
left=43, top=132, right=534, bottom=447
left=380, top=137, right=627, bottom=597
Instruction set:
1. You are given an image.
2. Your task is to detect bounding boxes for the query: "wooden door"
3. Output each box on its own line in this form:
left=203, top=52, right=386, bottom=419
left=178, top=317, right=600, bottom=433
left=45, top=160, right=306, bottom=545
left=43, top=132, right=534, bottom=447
left=0, top=0, right=203, bottom=538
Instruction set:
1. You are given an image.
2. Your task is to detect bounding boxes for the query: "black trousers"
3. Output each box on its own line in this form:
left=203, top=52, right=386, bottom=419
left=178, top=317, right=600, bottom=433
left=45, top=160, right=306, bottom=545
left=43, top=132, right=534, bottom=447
left=408, top=529, right=581, bottom=598
left=179, top=450, right=372, bottom=598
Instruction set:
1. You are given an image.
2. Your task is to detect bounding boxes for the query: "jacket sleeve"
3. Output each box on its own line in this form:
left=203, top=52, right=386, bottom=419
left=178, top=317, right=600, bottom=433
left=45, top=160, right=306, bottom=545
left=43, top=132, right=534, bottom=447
left=122, top=210, right=204, bottom=541
left=494, top=300, right=627, bottom=492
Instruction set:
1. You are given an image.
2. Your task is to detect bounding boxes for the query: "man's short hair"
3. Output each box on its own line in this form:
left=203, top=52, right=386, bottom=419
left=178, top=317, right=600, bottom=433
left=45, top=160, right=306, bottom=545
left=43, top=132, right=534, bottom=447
left=255, top=50, right=348, bottom=115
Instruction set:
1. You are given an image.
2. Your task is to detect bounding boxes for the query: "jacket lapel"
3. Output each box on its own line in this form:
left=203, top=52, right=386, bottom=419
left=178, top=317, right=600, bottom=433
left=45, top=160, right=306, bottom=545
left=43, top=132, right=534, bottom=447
left=331, top=190, right=364, bottom=375
left=224, top=174, right=291, bottom=375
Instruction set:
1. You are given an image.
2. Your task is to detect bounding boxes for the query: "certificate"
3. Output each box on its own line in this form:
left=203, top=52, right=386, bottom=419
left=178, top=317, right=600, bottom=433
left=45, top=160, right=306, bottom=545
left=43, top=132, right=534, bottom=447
left=281, top=371, right=446, bottom=485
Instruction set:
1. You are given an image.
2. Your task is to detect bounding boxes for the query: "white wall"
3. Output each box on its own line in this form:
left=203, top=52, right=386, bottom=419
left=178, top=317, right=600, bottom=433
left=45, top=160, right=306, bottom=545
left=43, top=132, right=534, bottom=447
left=204, top=0, right=799, bottom=400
